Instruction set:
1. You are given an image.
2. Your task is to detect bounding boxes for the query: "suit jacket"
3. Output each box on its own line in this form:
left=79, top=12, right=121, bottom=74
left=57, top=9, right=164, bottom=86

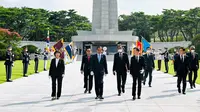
left=80, top=55, right=93, bottom=74
left=143, top=53, right=155, bottom=70
left=187, top=52, right=199, bottom=70
left=113, top=52, right=129, bottom=74
left=22, top=52, right=30, bottom=63
left=91, top=54, right=108, bottom=75
left=174, top=55, right=189, bottom=75
left=130, top=55, right=145, bottom=76
left=49, top=58, right=65, bottom=77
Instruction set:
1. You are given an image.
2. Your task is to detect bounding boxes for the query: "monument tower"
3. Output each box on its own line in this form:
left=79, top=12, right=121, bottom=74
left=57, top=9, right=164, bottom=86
left=72, top=0, right=138, bottom=54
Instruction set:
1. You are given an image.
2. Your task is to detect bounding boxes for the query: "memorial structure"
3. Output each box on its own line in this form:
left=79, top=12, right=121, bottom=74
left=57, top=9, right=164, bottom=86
left=72, top=0, right=138, bottom=54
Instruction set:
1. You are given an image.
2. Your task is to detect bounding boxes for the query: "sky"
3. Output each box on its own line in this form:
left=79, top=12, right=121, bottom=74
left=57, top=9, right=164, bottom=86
left=0, top=0, right=199, bottom=21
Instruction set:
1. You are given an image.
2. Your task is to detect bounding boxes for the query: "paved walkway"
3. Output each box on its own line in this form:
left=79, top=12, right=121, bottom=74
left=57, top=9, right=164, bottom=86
left=0, top=61, right=200, bottom=112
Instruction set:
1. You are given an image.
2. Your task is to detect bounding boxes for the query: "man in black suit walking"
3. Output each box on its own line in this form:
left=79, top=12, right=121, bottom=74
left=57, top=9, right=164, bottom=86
left=174, top=47, right=189, bottom=94
left=143, top=47, right=155, bottom=87
left=187, top=46, right=199, bottom=89
left=91, top=46, right=108, bottom=100
left=113, top=45, right=129, bottom=96
left=130, top=47, right=145, bottom=100
left=49, top=51, right=65, bottom=100
left=161, top=48, right=169, bottom=73
left=81, top=48, right=93, bottom=94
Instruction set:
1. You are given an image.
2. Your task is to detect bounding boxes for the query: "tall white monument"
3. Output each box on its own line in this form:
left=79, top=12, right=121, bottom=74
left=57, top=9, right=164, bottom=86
left=72, top=0, right=138, bottom=54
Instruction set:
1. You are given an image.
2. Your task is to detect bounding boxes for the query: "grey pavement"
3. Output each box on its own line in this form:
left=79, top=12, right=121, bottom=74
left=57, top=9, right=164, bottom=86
left=0, top=61, right=200, bottom=112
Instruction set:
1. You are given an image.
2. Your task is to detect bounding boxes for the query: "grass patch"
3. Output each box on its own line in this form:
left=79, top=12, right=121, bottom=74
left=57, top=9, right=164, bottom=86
left=0, top=60, right=50, bottom=84
left=154, top=60, right=200, bottom=84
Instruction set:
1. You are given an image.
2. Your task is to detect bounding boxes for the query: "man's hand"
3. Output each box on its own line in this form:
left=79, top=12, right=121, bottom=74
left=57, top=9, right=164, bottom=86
left=62, top=74, right=65, bottom=77
left=113, top=71, right=116, bottom=75
left=127, top=70, right=130, bottom=73
left=140, top=69, right=144, bottom=74
left=48, top=76, right=51, bottom=79
left=90, top=71, right=94, bottom=76
left=81, top=71, right=84, bottom=74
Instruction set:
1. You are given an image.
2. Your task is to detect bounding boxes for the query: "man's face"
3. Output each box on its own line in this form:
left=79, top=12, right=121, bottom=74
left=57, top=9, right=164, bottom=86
left=86, top=49, right=91, bottom=56
left=179, top=49, right=184, bottom=55
left=55, top=52, right=60, bottom=58
left=97, top=47, right=102, bottom=54
left=134, top=49, right=139, bottom=55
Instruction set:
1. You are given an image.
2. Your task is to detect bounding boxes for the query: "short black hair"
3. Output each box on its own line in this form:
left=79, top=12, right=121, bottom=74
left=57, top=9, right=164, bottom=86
left=179, top=47, right=185, bottom=51
left=96, top=46, right=102, bottom=50
left=54, top=50, right=61, bottom=56
left=134, top=47, right=140, bottom=52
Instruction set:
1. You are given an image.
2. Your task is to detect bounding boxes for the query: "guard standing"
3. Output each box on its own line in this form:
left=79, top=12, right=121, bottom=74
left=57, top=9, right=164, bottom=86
left=43, top=48, right=48, bottom=71
left=34, top=50, right=39, bottom=73
left=161, top=47, right=169, bottom=73
left=4, top=46, right=14, bottom=82
left=22, top=47, right=30, bottom=77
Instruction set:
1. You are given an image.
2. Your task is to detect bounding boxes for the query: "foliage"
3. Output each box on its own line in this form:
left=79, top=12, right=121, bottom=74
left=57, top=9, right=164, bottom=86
left=0, top=7, right=91, bottom=42
left=22, top=45, right=38, bottom=54
left=119, top=7, right=200, bottom=42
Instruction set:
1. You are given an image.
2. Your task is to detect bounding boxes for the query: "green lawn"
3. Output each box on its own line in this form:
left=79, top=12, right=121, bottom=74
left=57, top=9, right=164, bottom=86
left=154, top=60, right=200, bottom=84
left=0, top=60, right=50, bottom=84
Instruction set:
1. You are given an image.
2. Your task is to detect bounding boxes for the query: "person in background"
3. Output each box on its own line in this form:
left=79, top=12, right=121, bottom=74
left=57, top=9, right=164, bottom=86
left=43, top=48, right=48, bottom=71
left=173, top=49, right=179, bottom=77
left=91, top=46, right=108, bottom=100
left=157, top=49, right=162, bottom=71
left=81, top=48, right=93, bottom=94
left=161, top=47, right=169, bottom=73
left=143, top=47, right=155, bottom=87
left=34, top=50, right=39, bottom=73
left=174, top=47, right=189, bottom=95
left=187, top=46, right=199, bottom=89
left=49, top=51, right=65, bottom=100
left=113, top=45, right=129, bottom=96
left=130, top=47, right=145, bottom=100
left=22, top=47, right=30, bottom=77
left=4, top=46, right=14, bottom=82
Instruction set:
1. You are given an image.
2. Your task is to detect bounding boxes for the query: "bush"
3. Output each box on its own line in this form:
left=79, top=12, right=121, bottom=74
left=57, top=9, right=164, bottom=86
left=22, top=45, right=38, bottom=54
left=192, top=34, right=200, bottom=60
left=0, top=49, right=7, bottom=60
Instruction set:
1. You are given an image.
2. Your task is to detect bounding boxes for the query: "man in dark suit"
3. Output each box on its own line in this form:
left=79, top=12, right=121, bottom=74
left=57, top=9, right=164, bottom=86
left=34, top=50, right=39, bottom=73
left=91, top=46, right=108, bottom=100
left=113, top=45, right=129, bottom=96
left=81, top=48, right=93, bottom=94
left=161, top=47, right=169, bottom=73
left=143, top=47, right=155, bottom=87
left=130, top=47, right=145, bottom=100
left=173, top=50, right=179, bottom=77
left=174, top=47, right=189, bottom=94
left=49, top=51, right=65, bottom=100
left=22, top=47, right=30, bottom=77
left=4, top=46, right=14, bottom=82
left=187, top=46, right=199, bottom=89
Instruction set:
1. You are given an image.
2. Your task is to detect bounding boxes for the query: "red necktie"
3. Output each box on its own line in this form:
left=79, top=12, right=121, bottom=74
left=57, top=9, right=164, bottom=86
left=88, top=56, right=90, bottom=62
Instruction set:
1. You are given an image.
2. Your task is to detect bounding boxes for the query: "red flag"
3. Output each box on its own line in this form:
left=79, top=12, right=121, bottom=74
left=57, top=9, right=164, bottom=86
left=53, top=38, right=64, bottom=51
left=136, top=40, right=143, bottom=55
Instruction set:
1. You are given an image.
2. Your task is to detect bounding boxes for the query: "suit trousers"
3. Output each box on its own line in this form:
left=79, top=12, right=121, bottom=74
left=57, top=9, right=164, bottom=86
left=94, top=74, right=104, bottom=97
left=35, top=61, right=39, bottom=73
left=23, top=63, right=28, bottom=76
left=177, top=73, right=187, bottom=93
left=5, top=64, right=12, bottom=80
left=51, top=76, right=63, bottom=97
left=132, top=75, right=142, bottom=97
left=84, top=73, right=93, bottom=91
left=164, top=61, right=169, bottom=72
left=144, top=69, right=153, bottom=86
left=116, top=73, right=127, bottom=94
left=157, top=60, right=161, bottom=70
left=189, top=69, right=198, bottom=87
left=44, top=60, right=47, bottom=70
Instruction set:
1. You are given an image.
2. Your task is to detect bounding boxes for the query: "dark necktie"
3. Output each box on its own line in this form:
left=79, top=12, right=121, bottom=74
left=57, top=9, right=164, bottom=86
left=88, top=56, right=90, bottom=62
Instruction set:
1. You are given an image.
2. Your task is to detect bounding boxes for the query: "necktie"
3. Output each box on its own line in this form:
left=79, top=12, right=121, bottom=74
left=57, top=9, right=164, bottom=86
left=98, top=54, right=101, bottom=62
left=88, top=56, right=90, bottom=62
left=193, top=53, right=195, bottom=59
left=120, top=53, right=122, bottom=59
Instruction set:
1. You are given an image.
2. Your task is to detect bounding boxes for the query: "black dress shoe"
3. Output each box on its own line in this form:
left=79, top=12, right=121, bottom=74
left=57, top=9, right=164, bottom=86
left=57, top=97, right=60, bottom=100
left=164, top=72, right=168, bottom=73
left=182, top=92, right=186, bottom=95
left=149, top=85, right=152, bottom=87
left=51, top=97, right=56, bottom=100
left=99, top=96, right=104, bottom=99
left=157, top=69, right=160, bottom=71
left=143, top=82, right=145, bottom=85
left=193, top=83, right=196, bottom=88
left=84, top=89, right=87, bottom=94
left=138, top=96, right=141, bottom=99
left=122, top=89, right=125, bottom=93
left=173, top=75, right=178, bottom=77
left=132, top=96, right=136, bottom=100
left=190, top=86, right=193, bottom=89
left=95, top=97, right=99, bottom=99
left=7, top=80, right=12, bottom=82
left=178, top=88, right=181, bottom=93
left=89, top=91, right=91, bottom=94
left=118, top=93, right=121, bottom=96
left=23, top=75, right=28, bottom=77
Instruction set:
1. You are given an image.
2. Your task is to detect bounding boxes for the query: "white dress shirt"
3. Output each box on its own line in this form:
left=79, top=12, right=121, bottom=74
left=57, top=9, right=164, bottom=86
left=56, top=58, right=59, bottom=67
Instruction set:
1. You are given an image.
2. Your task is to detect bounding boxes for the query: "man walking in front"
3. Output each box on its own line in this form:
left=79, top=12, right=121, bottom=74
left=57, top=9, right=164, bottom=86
left=130, top=47, right=145, bottom=100
left=91, top=46, right=108, bottom=100
left=49, top=51, right=65, bottom=100
left=113, top=45, right=129, bottom=96
left=174, top=47, right=189, bottom=95
left=187, top=46, right=199, bottom=89
left=81, top=48, right=93, bottom=94
left=143, top=47, right=155, bottom=87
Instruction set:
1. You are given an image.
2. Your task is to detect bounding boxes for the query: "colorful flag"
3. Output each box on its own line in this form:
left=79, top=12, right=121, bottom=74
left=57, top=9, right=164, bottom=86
left=141, top=37, right=151, bottom=52
left=46, top=29, right=50, bottom=50
left=65, top=45, right=72, bottom=59
left=53, top=38, right=64, bottom=51
left=136, top=40, right=143, bottom=55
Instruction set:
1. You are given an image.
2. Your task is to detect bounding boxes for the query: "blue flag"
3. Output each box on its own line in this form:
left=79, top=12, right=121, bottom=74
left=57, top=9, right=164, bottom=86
left=142, top=38, right=151, bottom=52
left=65, top=45, right=72, bottom=59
